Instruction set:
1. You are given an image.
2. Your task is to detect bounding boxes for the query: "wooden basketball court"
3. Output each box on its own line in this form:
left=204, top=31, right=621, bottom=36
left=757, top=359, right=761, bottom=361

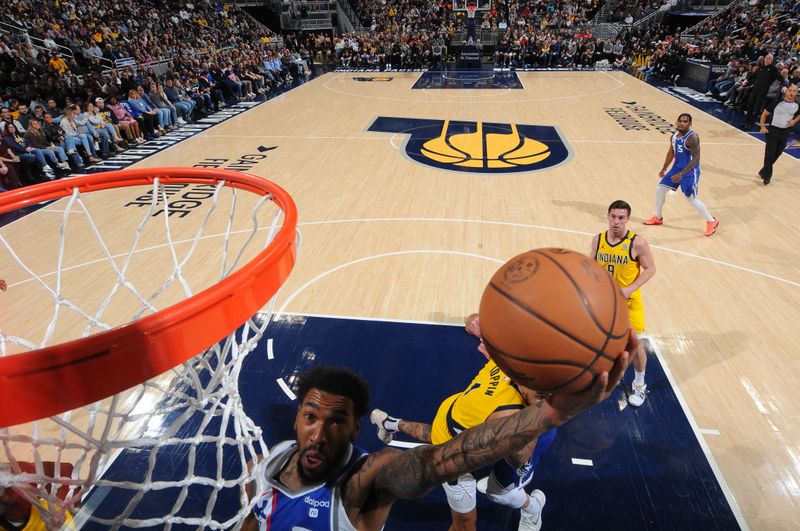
left=2, top=70, right=798, bottom=530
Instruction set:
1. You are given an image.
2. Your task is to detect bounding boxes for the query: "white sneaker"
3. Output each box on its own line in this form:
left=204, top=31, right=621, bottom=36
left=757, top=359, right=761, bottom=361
left=369, top=409, right=394, bottom=444
left=628, top=382, right=647, bottom=407
left=518, top=489, right=546, bottom=531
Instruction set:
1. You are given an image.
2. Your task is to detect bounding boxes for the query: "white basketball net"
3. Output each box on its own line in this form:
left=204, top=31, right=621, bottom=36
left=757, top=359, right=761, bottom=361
left=0, top=177, right=297, bottom=529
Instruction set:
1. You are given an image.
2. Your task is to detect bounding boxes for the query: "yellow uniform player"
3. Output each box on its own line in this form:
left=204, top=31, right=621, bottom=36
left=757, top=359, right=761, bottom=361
left=430, top=358, right=525, bottom=445
left=370, top=315, right=556, bottom=531
left=591, top=200, right=656, bottom=407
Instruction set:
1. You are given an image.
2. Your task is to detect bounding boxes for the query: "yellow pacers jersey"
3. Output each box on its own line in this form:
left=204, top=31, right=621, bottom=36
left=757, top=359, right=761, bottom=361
left=431, top=359, right=525, bottom=445
left=595, top=230, right=640, bottom=294
left=595, top=230, right=646, bottom=333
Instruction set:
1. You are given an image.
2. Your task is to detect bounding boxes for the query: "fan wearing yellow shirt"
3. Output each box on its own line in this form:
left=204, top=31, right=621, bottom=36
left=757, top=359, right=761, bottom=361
left=591, top=200, right=656, bottom=407
left=370, top=314, right=556, bottom=531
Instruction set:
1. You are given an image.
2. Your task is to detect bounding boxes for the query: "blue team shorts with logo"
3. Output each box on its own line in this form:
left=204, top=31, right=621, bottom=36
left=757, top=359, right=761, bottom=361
left=659, top=167, right=700, bottom=197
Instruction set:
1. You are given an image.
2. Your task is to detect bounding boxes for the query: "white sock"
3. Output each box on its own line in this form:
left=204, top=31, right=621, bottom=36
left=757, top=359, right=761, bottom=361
left=634, top=370, right=646, bottom=386
left=687, top=196, right=715, bottom=222
left=521, top=495, right=541, bottom=515
left=655, top=186, right=669, bottom=218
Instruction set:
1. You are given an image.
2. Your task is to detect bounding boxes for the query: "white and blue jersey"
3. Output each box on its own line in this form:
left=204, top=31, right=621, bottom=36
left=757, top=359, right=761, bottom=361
left=252, top=440, right=369, bottom=531
left=660, top=130, right=700, bottom=197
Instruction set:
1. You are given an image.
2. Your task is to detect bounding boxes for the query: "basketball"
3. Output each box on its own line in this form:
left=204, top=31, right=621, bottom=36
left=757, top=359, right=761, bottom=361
left=479, top=248, right=630, bottom=394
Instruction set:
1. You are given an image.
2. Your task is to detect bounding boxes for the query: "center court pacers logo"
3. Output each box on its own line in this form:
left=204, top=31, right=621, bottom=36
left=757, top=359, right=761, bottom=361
left=368, top=117, right=571, bottom=173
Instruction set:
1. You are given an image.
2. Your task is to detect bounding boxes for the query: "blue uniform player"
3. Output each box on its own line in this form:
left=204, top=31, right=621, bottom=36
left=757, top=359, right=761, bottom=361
left=243, top=353, right=632, bottom=531
left=250, top=440, right=368, bottom=530
left=644, top=113, right=720, bottom=236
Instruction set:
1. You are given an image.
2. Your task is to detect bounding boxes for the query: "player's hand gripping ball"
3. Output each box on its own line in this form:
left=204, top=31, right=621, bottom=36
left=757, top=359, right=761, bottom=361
left=479, top=248, right=630, bottom=393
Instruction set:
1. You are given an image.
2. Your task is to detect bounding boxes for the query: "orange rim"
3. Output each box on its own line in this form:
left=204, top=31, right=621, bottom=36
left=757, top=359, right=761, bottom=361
left=0, top=168, right=297, bottom=427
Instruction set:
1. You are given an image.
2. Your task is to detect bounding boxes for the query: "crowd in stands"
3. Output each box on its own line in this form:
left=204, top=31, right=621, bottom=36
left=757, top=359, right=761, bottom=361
left=327, top=0, right=629, bottom=69
left=1, top=0, right=313, bottom=191
left=606, top=0, right=672, bottom=25
left=629, top=0, right=798, bottom=129
left=2, top=0, right=798, bottom=190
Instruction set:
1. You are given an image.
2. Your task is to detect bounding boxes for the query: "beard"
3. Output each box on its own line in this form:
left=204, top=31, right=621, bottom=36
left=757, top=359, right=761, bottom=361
left=296, top=444, right=326, bottom=481
left=296, top=443, right=349, bottom=482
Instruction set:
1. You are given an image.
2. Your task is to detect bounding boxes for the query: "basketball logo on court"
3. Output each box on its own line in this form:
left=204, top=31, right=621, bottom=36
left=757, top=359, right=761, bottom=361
left=368, top=117, right=571, bottom=173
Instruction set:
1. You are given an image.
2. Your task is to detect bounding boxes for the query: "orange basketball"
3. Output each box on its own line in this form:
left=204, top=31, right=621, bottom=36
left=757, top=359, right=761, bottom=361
left=479, top=248, right=630, bottom=394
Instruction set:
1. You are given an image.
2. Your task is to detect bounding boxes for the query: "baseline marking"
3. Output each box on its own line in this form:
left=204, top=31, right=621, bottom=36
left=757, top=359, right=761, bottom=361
left=648, top=337, right=749, bottom=530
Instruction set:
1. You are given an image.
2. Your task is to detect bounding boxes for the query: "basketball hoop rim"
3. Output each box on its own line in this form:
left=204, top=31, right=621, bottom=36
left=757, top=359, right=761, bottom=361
left=0, top=168, right=298, bottom=428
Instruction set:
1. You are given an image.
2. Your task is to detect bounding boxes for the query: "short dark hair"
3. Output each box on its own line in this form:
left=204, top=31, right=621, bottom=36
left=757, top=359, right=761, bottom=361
left=296, top=366, right=370, bottom=417
left=678, top=112, right=693, bottom=123
left=608, top=200, right=631, bottom=216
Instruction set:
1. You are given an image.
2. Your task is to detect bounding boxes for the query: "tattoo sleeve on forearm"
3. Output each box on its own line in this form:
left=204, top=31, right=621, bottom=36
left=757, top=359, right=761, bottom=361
left=377, top=403, right=556, bottom=500
left=398, top=420, right=432, bottom=443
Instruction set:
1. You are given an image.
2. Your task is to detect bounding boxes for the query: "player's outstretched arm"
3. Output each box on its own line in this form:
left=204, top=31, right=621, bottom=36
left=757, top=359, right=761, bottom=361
left=371, top=335, right=633, bottom=500
left=398, top=420, right=433, bottom=443
left=486, top=406, right=538, bottom=468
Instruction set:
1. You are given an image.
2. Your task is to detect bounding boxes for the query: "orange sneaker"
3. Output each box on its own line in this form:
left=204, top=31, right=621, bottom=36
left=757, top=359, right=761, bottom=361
left=705, top=218, right=719, bottom=236
left=643, top=215, right=663, bottom=225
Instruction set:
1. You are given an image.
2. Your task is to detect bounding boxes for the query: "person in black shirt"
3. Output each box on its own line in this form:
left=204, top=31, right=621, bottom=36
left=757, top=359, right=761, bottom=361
left=744, top=54, right=786, bottom=129
left=758, top=85, right=799, bottom=185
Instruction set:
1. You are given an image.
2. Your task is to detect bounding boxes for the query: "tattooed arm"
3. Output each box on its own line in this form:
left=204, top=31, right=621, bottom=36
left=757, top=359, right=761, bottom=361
left=485, top=407, right=537, bottom=468
left=375, top=401, right=556, bottom=499
left=370, top=335, right=633, bottom=500
left=398, top=419, right=432, bottom=443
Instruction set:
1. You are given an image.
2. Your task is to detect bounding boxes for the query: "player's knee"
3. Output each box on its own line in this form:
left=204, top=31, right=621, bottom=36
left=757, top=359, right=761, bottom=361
left=485, top=476, right=528, bottom=509
left=443, top=474, right=477, bottom=514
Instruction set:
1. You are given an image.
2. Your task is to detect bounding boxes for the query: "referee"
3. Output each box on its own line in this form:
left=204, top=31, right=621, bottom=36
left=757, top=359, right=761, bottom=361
left=758, top=84, right=799, bottom=185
